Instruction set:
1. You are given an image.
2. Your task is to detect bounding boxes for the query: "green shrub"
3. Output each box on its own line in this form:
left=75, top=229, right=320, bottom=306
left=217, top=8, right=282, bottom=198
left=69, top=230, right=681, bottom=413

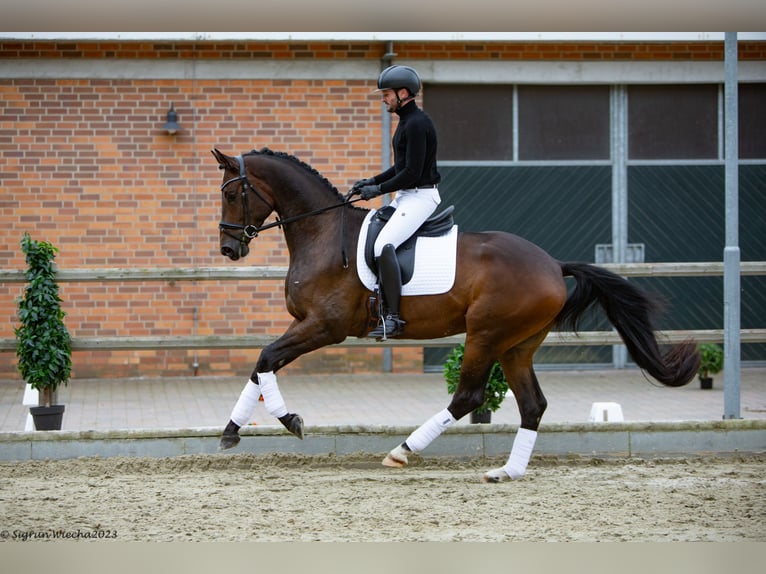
left=15, top=233, right=72, bottom=405
left=443, top=344, right=508, bottom=414
left=697, top=343, right=723, bottom=379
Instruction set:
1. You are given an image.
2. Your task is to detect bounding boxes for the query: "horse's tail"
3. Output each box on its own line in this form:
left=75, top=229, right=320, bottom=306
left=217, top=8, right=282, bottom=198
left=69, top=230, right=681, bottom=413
left=557, top=261, right=700, bottom=387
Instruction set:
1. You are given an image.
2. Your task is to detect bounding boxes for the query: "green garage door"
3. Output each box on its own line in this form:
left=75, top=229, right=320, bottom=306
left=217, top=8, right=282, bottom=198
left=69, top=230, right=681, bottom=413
left=425, top=164, right=766, bottom=370
left=629, top=164, right=766, bottom=362
left=424, top=165, right=614, bottom=370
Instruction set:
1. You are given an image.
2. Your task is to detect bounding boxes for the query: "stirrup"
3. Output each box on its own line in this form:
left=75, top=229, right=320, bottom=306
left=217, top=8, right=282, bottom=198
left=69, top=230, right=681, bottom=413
left=367, top=314, right=405, bottom=340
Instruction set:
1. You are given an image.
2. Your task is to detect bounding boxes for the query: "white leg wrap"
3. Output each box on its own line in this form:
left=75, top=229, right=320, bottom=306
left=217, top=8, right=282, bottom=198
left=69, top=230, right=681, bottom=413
left=502, top=428, right=537, bottom=478
left=258, top=371, right=288, bottom=419
left=229, top=380, right=262, bottom=427
left=405, top=408, right=456, bottom=453
left=484, top=428, right=538, bottom=483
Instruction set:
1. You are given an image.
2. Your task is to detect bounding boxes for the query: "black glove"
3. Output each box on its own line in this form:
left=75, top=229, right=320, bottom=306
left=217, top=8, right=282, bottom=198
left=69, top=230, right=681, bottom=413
left=352, top=177, right=375, bottom=190
left=359, top=184, right=381, bottom=200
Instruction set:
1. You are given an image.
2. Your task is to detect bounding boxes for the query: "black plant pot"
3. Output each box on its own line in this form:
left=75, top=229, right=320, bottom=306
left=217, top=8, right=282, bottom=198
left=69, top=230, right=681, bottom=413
left=30, top=405, right=65, bottom=430
left=470, top=410, right=492, bottom=424
left=699, top=377, right=714, bottom=390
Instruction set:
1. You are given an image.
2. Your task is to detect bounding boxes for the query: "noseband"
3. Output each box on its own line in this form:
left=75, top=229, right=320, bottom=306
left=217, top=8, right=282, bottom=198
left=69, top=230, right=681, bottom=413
left=218, top=155, right=278, bottom=246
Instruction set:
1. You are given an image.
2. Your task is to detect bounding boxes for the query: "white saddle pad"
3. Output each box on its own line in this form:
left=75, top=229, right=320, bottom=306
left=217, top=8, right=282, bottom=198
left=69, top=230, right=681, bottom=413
left=356, top=209, right=458, bottom=296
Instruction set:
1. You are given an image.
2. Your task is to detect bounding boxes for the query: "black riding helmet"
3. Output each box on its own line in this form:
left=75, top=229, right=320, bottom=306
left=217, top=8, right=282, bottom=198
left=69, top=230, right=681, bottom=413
left=376, top=65, right=421, bottom=98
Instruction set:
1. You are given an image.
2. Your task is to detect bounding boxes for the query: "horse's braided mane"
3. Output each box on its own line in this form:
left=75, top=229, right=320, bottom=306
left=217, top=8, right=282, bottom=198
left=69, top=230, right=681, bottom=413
left=247, top=147, right=350, bottom=204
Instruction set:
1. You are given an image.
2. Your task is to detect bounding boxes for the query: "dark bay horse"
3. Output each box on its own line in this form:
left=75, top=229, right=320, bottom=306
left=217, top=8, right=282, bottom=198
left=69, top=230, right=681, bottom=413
left=212, top=147, right=699, bottom=482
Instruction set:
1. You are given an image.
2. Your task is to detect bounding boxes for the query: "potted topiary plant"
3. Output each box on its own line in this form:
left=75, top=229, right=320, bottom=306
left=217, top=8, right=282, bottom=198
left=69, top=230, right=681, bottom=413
left=697, top=343, right=723, bottom=390
left=444, top=344, right=508, bottom=423
left=15, top=233, right=72, bottom=430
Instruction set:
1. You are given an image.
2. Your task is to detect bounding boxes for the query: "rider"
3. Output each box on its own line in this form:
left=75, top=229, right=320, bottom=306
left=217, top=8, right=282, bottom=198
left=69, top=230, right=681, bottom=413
left=351, top=65, right=442, bottom=339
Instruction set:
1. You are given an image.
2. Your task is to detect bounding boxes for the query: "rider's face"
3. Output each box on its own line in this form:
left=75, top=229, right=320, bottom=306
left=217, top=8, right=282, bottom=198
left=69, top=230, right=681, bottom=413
left=380, top=88, right=401, bottom=113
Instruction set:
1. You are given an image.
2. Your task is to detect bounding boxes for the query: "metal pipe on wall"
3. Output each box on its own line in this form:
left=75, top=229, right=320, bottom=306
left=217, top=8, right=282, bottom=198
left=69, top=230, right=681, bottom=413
left=381, top=41, right=396, bottom=373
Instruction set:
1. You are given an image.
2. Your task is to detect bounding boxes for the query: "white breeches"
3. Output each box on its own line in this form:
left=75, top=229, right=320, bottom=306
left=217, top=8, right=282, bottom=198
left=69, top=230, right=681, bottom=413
left=373, top=187, right=441, bottom=257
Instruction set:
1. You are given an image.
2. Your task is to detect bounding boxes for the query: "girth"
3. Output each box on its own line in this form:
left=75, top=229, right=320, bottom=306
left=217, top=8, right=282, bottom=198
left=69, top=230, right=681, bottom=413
left=364, top=205, right=455, bottom=285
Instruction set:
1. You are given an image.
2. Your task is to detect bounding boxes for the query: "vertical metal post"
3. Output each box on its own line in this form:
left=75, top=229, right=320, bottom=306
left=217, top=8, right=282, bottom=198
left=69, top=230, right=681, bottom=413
left=381, top=42, right=396, bottom=373
left=611, top=85, right=628, bottom=368
left=512, top=85, right=519, bottom=162
left=381, top=42, right=395, bottom=183
left=723, top=32, right=741, bottom=419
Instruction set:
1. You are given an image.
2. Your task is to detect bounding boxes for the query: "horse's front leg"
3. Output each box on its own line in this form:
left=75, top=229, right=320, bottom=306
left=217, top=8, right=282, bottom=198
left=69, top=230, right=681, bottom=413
left=219, top=370, right=303, bottom=451
left=219, top=318, right=344, bottom=451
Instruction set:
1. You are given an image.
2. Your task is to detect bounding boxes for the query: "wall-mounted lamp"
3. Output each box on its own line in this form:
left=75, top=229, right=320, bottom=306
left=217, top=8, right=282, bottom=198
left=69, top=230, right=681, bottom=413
left=162, top=103, right=181, bottom=135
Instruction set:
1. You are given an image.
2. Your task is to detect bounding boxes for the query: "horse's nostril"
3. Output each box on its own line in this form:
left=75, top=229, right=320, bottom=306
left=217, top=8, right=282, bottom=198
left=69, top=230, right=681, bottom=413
left=221, top=246, right=238, bottom=260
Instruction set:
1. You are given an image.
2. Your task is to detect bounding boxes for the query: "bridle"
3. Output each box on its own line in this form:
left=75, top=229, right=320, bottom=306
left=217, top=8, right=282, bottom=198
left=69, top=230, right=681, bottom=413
left=217, top=154, right=364, bottom=265
left=218, top=154, right=279, bottom=246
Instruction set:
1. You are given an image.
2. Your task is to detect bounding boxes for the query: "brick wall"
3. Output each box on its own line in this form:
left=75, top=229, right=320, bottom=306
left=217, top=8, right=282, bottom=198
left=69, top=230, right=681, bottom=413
left=0, top=73, right=406, bottom=379
left=2, top=39, right=764, bottom=380
left=2, top=40, right=765, bottom=60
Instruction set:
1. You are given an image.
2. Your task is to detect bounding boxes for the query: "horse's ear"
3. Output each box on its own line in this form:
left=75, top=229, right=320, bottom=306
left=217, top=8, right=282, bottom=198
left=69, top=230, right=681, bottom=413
left=211, top=148, right=236, bottom=171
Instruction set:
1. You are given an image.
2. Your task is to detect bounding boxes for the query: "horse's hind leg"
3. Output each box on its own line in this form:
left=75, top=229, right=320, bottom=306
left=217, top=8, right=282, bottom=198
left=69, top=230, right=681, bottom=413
left=382, top=341, right=497, bottom=468
left=483, top=344, right=547, bottom=483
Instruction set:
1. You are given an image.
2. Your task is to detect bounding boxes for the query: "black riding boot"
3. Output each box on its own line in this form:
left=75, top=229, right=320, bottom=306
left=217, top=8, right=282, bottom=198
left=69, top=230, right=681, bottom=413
left=368, top=243, right=405, bottom=340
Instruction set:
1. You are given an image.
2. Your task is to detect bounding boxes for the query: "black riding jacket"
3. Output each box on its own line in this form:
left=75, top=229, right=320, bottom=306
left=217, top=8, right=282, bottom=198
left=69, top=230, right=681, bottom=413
left=373, top=100, right=441, bottom=193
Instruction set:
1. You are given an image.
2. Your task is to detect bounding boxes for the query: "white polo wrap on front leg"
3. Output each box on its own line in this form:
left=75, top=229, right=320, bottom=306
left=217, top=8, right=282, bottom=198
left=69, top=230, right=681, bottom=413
left=502, top=428, right=538, bottom=479
left=405, top=408, right=456, bottom=453
left=258, top=371, right=289, bottom=419
left=229, top=379, right=262, bottom=427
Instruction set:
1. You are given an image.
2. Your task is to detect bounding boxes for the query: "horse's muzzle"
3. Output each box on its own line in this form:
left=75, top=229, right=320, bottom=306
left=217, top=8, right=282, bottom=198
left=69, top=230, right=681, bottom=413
left=220, top=241, right=249, bottom=260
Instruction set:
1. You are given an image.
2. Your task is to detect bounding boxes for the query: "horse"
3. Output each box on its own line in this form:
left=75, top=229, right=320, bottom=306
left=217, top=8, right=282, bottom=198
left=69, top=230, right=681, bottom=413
left=212, top=147, right=700, bottom=482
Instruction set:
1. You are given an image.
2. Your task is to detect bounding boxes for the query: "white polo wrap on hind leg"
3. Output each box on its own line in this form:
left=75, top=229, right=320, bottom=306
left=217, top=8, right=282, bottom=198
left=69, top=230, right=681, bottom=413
left=230, top=379, right=262, bottom=427
left=502, top=428, right=538, bottom=479
left=257, top=371, right=289, bottom=419
left=405, top=408, right=456, bottom=452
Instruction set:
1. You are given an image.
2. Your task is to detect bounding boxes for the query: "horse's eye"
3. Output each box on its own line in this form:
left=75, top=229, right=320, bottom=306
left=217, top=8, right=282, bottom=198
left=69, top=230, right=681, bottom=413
left=224, top=190, right=237, bottom=204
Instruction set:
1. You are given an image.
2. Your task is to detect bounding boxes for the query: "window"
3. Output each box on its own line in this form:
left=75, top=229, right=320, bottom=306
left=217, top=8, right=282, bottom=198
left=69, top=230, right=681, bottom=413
left=424, top=84, right=514, bottom=161
left=628, top=85, right=718, bottom=160
left=426, top=82, right=763, bottom=162
left=518, top=85, right=610, bottom=160
left=739, top=83, right=766, bottom=159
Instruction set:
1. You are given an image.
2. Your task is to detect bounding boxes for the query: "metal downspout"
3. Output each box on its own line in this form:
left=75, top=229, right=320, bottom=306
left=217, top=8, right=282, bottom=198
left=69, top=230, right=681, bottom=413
left=381, top=42, right=396, bottom=373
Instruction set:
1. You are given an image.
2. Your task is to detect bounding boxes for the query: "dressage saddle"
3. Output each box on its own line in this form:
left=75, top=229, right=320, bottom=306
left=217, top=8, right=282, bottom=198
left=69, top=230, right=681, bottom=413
left=363, top=205, right=455, bottom=285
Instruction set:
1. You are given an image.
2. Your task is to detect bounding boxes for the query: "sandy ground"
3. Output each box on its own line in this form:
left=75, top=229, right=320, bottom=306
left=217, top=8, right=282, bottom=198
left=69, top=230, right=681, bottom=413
left=0, top=453, right=763, bottom=542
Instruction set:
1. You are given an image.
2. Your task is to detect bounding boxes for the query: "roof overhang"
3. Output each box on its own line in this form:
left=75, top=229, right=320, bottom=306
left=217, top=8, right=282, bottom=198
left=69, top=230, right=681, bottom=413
left=2, top=32, right=765, bottom=43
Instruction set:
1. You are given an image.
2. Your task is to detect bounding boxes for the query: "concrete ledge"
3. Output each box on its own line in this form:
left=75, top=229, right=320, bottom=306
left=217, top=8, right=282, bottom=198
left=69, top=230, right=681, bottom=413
left=1, top=420, right=764, bottom=462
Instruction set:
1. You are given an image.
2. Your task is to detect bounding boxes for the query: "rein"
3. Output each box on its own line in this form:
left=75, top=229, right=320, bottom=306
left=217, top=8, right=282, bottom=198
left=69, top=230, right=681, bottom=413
left=218, top=154, right=364, bottom=265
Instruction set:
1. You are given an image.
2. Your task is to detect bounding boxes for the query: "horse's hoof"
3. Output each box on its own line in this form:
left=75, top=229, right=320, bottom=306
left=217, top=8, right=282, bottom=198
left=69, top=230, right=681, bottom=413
left=280, top=413, right=304, bottom=440
left=382, top=454, right=406, bottom=468
left=381, top=444, right=409, bottom=468
left=219, top=420, right=241, bottom=451
left=482, top=467, right=511, bottom=483
left=219, top=433, right=241, bottom=451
